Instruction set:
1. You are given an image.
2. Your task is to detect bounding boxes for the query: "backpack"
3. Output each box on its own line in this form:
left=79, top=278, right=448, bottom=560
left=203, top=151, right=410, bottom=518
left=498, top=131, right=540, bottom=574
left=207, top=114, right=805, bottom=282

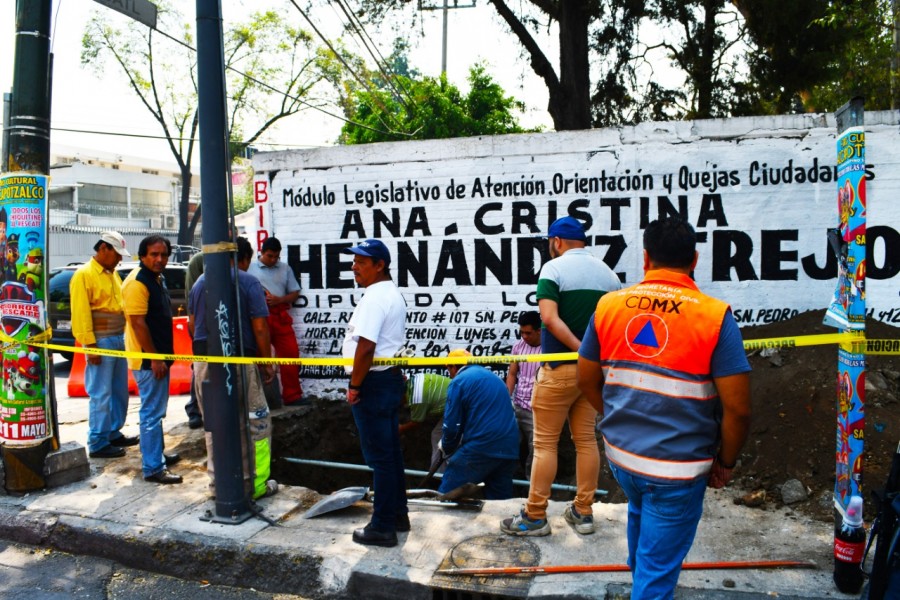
left=863, top=442, right=900, bottom=600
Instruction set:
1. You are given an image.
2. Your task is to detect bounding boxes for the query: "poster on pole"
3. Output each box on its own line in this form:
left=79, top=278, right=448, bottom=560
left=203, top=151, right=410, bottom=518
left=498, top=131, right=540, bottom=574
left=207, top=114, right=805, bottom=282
left=825, top=127, right=867, bottom=330
left=0, top=173, right=52, bottom=444
left=831, top=121, right=867, bottom=514
left=835, top=347, right=865, bottom=506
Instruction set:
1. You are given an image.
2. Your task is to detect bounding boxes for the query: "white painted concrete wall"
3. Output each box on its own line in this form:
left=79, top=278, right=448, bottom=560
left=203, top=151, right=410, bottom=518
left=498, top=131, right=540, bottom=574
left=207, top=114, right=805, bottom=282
left=253, top=112, right=900, bottom=382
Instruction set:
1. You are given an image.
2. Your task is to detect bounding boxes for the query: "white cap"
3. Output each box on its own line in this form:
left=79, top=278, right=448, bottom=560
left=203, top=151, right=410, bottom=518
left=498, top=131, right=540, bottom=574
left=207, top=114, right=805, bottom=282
left=99, top=230, right=131, bottom=257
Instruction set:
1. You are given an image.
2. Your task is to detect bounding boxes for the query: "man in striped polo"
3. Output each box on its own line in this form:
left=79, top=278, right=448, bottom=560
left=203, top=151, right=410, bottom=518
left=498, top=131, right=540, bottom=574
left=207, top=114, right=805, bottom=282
left=501, top=216, right=621, bottom=537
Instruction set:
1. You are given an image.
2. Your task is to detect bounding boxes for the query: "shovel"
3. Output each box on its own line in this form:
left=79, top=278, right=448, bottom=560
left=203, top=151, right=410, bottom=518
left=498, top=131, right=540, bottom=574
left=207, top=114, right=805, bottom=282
left=303, top=486, right=369, bottom=519
left=303, top=484, right=483, bottom=519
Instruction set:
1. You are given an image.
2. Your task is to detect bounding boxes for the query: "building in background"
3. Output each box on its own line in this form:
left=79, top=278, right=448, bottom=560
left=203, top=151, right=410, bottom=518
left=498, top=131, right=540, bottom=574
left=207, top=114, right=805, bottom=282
left=46, top=145, right=201, bottom=267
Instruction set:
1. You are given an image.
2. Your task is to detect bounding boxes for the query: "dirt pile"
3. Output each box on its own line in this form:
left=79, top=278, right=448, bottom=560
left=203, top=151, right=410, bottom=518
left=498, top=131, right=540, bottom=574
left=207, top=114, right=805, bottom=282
left=273, top=309, right=900, bottom=522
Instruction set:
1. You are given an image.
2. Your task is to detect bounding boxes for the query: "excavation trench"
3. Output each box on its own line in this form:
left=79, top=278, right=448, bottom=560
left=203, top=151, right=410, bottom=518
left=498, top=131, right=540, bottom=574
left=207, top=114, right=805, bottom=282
left=268, top=399, right=588, bottom=501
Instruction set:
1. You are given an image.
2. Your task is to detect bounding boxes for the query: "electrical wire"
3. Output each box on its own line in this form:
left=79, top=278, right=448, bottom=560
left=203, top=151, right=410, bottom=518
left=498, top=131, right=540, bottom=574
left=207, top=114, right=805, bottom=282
left=331, top=0, right=414, bottom=108
left=285, top=0, right=410, bottom=134
left=149, top=17, right=412, bottom=139
left=50, top=126, right=332, bottom=149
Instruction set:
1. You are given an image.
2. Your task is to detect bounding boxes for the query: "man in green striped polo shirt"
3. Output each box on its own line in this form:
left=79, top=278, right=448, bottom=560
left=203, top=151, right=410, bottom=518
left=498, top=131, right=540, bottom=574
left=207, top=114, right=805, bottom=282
left=501, top=216, right=621, bottom=537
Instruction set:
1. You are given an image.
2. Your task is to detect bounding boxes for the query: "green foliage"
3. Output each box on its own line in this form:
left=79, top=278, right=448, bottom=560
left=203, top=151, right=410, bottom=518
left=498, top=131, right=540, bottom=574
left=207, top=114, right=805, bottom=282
left=732, top=0, right=850, bottom=115
left=231, top=161, right=254, bottom=215
left=354, top=0, right=898, bottom=128
left=339, top=65, right=534, bottom=144
left=80, top=2, right=330, bottom=242
left=803, top=0, right=896, bottom=112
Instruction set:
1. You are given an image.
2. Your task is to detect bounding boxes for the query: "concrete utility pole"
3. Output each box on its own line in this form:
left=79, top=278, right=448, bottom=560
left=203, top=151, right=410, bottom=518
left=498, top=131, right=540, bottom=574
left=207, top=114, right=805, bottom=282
left=195, top=0, right=253, bottom=523
left=6, top=0, right=51, bottom=173
left=0, top=0, right=56, bottom=492
left=831, top=96, right=866, bottom=522
left=420, top=0, right=475, bottom=74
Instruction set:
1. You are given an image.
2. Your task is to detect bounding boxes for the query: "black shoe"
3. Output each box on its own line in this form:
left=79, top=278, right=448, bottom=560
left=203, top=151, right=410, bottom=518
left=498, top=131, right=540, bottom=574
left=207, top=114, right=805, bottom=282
left=89, top=445, right=126, bottom=459
left=110, top=434, right=139, bottom=447
left=396, top=514, right=411, bottom=532
left=144, top=469, right=183, bottom=484
left=352, top=525, right=397, bottom=547
left=188, top=416, right=203, bottom=429
left=164, top=453, right=181, bottom=467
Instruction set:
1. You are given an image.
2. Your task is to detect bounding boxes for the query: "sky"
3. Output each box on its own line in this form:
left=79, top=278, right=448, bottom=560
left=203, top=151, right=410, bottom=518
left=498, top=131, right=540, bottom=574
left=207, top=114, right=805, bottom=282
left=1, top=0, right=559, bottom=167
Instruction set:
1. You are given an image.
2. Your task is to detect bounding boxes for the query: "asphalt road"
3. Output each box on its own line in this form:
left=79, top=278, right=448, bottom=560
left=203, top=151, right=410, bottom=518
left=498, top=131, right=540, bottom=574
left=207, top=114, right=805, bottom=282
left=0, top=539, right=309, bottom=600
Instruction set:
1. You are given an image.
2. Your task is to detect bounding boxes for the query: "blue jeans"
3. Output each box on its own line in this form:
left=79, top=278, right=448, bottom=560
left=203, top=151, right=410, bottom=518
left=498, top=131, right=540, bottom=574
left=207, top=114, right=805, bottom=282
left=350, top=369, right=407, bottom=532
left=133, top=369, right=170, bottom=478
left=608, top=462, right=707, bottom=600
left=85, top=335, right=130, bottom=453
left=439, top=449, right=517, bottom=500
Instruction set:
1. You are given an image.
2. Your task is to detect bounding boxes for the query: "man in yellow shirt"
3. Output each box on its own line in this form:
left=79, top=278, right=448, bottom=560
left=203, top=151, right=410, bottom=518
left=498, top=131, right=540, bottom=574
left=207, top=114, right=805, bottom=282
left=70, top=231, right=137, bottom=459
left=122, top=235, right=182, bottom=484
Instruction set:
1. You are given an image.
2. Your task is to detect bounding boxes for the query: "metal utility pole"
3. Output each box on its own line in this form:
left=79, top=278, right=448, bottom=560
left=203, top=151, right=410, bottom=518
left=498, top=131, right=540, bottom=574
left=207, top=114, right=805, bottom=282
left=0, top=0, right=56, bottom=492
left=196, top=0, right=252, bottom=523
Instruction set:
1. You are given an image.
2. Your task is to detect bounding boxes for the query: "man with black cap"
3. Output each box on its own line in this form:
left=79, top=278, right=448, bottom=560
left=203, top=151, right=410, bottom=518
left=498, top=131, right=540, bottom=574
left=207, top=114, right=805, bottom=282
left=501, top=216, right=621, bottom=537
left=70, top=230, right=138, bottom=459
left=341, top=238, right=408, bottom=547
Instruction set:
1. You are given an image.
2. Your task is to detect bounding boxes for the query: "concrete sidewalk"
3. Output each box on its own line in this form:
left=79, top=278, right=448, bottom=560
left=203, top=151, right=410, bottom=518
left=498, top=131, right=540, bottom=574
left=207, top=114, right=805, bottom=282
left=0, top=361, right=858, bottom=599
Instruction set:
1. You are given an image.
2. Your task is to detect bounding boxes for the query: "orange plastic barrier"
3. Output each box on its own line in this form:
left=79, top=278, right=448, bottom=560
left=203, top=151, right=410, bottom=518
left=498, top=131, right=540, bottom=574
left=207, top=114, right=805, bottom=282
left=66, top=341, right=88, bottom=398
left=169, top=316, right=193, bottom=395
left=65, top=316, right=193, bottom=398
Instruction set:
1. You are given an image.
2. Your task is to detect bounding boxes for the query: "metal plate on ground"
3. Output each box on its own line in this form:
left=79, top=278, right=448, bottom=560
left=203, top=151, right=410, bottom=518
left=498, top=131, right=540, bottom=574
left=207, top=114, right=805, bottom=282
left=430, top=535, right=541, bottom=598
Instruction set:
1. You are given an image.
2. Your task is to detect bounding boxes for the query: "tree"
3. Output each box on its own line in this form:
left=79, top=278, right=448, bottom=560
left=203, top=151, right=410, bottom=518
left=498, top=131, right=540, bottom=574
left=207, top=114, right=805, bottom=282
left=81, top=3, right=334, bottom=244
left=731, top=0, right=856, bottom=115
left=638, top=0, right=745, bottom=120
left=354, top=0, right=646, bottom=131
left=340, top=65, right=532, bottom=143
left=800, top=0, right=897, bottom=112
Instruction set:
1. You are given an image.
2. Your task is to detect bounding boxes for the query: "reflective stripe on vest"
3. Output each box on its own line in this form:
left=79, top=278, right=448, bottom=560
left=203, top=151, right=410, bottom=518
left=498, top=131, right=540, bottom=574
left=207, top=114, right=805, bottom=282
left=604, top=438, right=714, bottom=480
left=602, top=365, right=718, bottom=401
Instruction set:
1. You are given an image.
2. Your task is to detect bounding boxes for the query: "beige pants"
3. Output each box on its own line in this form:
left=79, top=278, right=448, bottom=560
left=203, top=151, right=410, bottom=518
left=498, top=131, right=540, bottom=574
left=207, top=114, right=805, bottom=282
left=525, top=363, right=599, bottom=519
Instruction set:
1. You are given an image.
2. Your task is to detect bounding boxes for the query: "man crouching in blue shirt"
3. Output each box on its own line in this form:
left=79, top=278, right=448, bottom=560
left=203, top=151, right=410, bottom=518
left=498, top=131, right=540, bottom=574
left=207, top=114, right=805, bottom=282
left=438, top=349, right=520, bottom=499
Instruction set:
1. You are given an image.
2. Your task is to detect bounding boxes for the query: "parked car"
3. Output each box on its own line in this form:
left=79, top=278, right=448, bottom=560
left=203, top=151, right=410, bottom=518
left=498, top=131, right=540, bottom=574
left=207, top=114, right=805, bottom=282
left=170, top=245, right=200, bottom=264
left=47, top=262, right=188, bottom=361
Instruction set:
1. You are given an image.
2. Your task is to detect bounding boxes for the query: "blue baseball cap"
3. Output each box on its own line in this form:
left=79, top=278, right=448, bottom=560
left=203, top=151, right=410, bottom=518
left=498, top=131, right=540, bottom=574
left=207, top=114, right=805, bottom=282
left=546, top=216, right=587, bottom=241
left=342, top=239, right=391, bottom=265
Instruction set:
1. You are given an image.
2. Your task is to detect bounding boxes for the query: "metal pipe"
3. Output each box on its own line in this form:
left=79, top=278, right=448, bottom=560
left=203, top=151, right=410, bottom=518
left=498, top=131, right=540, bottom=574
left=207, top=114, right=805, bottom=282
left=283, top=457, right=607, bottom=496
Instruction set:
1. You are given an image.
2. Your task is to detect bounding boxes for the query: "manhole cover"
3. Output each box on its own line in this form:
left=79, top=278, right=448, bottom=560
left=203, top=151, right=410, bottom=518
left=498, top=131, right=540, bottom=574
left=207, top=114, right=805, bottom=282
left=430, top=534, right=541, bottom=598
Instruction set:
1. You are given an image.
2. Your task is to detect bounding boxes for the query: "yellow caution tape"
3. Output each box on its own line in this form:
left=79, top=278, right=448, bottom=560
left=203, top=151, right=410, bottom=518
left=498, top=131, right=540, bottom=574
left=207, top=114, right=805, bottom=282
left=1, top=330, right=897, bottom=365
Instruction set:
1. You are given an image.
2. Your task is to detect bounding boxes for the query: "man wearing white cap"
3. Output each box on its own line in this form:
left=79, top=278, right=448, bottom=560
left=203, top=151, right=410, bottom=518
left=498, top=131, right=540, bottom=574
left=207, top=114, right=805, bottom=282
left=70, top=230, right=138, bottom=459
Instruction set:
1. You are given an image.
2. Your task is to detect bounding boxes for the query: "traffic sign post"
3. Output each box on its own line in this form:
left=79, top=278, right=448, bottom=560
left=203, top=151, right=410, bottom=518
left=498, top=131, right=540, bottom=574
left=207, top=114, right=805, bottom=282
left=91, top=0, right=158, bottom=30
